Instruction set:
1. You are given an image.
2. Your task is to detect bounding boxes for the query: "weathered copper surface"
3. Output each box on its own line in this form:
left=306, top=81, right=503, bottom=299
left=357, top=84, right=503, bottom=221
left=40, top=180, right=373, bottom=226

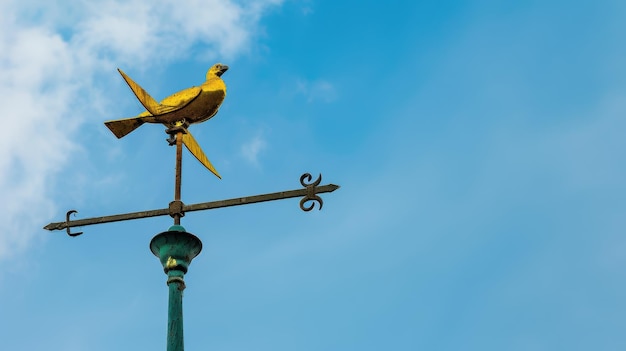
left=150, top=229, right=202, bottom=351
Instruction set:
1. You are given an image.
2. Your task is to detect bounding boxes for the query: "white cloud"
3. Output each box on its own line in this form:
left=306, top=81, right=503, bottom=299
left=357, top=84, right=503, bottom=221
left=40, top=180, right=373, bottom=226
left=71, top=0, right=283, bottom=65
left=241, top=133, right=267, bottom=166
left=0, top=0, right=282, bottom=262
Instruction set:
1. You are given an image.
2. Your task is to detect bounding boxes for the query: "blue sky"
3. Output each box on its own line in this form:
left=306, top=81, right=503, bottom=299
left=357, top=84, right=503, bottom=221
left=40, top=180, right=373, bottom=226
left=2, top=0, right=626, bottom=350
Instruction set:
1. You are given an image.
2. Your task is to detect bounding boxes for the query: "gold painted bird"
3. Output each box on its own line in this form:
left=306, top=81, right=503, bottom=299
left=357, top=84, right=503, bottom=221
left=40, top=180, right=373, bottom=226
left=104, top=63, right=229, bottom=178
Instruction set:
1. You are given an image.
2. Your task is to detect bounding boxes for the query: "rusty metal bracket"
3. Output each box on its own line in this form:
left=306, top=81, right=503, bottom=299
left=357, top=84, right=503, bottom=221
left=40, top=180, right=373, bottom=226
left=169, top=200, right=185, bottom=219
left=299, top=173, right=324, bottom=211
left=65, top=210, right=84, bottom=237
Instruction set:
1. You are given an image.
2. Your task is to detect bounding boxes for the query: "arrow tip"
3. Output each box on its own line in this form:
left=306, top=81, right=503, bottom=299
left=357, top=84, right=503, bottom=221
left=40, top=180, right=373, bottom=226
left=43, top=223, right=58, bottom=231
left=328, top=184, right=340, bottom=191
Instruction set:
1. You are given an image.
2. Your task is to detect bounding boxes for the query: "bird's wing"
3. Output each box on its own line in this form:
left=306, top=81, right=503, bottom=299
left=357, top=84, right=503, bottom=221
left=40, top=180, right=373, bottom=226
left=117, top=69, right=161, bottom=115
left=158, top=86, right=202, bottom=114
left=182, top=130, right=221, bottom=179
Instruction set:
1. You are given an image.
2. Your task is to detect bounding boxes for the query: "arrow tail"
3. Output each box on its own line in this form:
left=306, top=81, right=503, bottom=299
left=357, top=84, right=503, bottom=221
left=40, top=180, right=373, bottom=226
left=182, top=131, right=221, bottom=179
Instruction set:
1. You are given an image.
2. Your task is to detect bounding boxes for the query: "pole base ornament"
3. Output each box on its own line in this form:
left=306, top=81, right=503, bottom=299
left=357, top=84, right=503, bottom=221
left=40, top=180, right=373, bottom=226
left=150, top=228, right=202, bottom=274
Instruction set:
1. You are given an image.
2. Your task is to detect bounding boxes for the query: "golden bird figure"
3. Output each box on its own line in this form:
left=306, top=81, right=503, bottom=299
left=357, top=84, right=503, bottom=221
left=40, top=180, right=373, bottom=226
left=104, top=63, right=228, bottom=179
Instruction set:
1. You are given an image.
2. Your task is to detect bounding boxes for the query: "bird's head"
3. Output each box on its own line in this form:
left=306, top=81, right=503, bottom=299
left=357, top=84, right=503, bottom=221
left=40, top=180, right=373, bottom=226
left=207, top=63, right=229, bottom=79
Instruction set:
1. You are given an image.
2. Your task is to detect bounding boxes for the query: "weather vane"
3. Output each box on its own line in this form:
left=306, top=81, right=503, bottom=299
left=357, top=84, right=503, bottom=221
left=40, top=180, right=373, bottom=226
left=44, top=64, right=339, bottom=351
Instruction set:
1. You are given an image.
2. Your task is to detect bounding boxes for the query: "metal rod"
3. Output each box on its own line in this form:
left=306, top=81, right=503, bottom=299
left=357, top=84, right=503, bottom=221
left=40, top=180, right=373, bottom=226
left=174, top=131, right=183, bottom=225
left=184, top=184, right=339, bottom=212
left=43, top=184, right=339, bottom=231
left=44, top=208, right=171, bottom=230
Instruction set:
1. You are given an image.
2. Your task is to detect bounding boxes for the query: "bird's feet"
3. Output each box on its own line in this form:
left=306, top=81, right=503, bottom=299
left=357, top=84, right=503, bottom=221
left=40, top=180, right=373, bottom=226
left=165, top=123, right=187, bottom=146
left=166, top=134, right=177, bottom=146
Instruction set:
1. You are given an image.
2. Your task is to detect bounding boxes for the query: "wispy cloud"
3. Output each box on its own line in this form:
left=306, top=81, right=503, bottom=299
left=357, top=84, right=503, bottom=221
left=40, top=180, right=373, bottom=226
left=298, top=0, right=315, bottom=15
left=296, top=78, right=337, bottom=103
left=0, top=0, right=283, bottom=262
left=240, top=133, right=267, bottom=166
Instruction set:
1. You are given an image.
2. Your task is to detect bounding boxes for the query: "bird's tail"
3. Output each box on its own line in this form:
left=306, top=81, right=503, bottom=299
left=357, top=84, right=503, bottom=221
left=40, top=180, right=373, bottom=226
left=182, top=130, right=221, bottom=179
left=104, top=117, right=146, bottom=139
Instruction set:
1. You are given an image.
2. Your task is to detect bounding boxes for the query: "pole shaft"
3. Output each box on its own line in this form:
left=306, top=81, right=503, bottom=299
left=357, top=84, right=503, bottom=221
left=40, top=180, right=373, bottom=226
left=151, top=230, right=202, bottom=351
left=174, top=131, right=183, bottom=225
left=167, top=271, right=185, bottom=351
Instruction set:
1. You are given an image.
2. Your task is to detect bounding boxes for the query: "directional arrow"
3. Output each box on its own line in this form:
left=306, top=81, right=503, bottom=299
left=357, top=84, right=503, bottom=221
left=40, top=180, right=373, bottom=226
left=44, top=173, right=339, bottom=235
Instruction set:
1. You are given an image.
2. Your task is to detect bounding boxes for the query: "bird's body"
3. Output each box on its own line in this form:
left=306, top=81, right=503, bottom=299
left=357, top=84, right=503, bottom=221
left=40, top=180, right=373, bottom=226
left=104, top=63, right=228, bottom=179
left=132, top=73, right=226, bottom=125
left=105, top=63, right=228, bottom=138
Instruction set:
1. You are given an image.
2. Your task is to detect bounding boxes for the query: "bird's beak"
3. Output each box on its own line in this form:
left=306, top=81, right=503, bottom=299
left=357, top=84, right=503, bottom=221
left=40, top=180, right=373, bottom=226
left=217, top=65, right=229, bottom=77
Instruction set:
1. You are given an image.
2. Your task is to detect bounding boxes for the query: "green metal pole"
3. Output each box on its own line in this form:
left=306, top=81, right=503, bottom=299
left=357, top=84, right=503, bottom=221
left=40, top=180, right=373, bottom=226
left=166, top=270, right=185, bottom=351
left=151, top=226, right=202, bottom=351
